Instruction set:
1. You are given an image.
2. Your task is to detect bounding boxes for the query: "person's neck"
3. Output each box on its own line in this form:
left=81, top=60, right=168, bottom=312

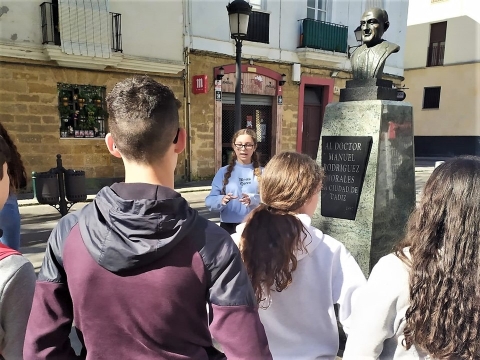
left=236, top=159, right=252, bottom=166
left=124, top=162, right=174, bottom=189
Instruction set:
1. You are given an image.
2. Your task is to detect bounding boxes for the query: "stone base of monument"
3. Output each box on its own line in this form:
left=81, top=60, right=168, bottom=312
left=312, top=100, right=415, bottom=276
left=340, top=79, right=398, bottom=102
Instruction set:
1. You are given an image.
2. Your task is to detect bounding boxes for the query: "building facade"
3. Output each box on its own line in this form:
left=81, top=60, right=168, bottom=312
left=0, top=0, right=409, bottom=190
left=404, top=0, right=480, bottom=157
left=185, top=0, right=409, bottom=178
left=0, top=0, right=185, bottom=189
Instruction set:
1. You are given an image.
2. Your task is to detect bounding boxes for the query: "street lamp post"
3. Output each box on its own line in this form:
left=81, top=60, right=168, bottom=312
left=347, top=25, right=363, bottom=58
left=227, top=0, right=252, bottom=132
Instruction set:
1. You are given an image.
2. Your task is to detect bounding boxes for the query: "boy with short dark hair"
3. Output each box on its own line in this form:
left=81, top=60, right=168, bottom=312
left=24, top=76, right=272, bottom=359
left=0, top=134, right=36, bottom=359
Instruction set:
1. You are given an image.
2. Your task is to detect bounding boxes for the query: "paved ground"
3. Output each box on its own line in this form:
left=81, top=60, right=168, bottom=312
left=19, top=190, right=217, bottom=271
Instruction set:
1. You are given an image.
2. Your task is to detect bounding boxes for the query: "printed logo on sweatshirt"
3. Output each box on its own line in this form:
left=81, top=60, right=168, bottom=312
left=239, top=177, right=252, bottom=186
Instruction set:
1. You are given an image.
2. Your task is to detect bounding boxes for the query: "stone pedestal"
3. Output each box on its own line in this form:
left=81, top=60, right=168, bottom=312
left=340, top=79, right=398, bottom=102
left=313, top=100, right=415, bottom=276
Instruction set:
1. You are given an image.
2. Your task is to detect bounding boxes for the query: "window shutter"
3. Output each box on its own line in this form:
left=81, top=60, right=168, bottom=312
left=58, top=0, right=111, bottom=58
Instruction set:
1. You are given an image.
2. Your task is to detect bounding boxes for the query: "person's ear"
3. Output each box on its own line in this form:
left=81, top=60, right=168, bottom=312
left=173, top=128, right=186, bottom=154
left=105, top=133, right=122, bottom=158
left=384, top=21, right=390, bottom=32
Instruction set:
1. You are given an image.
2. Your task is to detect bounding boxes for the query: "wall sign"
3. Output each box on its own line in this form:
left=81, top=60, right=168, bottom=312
left=221, top=73, right=277, bottom=96
left=192, top=75, right=208, bottom=94
left=320, top=136, right=372, bottom=220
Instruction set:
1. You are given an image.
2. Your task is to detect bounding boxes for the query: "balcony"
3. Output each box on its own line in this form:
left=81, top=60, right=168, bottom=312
left=245, top=11, right=270, bottom=44
left=40, top=2, right=122, bottom=52
left=427, top=42, right=445, bottom=67
left=298, top=18, right=348, bottom=53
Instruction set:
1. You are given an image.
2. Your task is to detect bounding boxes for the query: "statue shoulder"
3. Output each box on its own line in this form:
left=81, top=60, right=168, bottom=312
left=384, top=41, right=400, bottom=53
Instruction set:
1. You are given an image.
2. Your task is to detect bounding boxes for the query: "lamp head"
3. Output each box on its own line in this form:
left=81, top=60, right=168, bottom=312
left=227, top=0, right=252, bottom=40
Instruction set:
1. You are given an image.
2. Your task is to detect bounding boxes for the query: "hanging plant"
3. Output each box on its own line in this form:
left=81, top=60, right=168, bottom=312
left=59, top=90, right=70, bottom=106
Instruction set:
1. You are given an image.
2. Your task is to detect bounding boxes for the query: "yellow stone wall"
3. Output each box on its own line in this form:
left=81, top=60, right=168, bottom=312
left=188, top=51, right=302, bottom=179
left=0, top=58, right=186, bottom=190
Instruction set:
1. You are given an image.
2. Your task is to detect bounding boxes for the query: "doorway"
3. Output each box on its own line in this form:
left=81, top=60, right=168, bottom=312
left=301, top=86, right=324, bottom=159
left=221, top=94, right=273, bottom=167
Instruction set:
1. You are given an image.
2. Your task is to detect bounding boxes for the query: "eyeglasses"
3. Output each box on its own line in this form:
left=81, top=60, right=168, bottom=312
left=234, top=143, right=254, bottom=150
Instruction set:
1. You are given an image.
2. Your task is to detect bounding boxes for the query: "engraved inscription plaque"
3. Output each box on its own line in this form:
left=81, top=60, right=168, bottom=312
left=321, top=136, right=373, bottom=220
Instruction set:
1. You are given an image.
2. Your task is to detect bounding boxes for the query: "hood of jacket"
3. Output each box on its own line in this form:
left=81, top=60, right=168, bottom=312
left=79, top=183, right=198, bottom=273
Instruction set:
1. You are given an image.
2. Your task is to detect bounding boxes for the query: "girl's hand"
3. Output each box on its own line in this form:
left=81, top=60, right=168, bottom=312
left=239, top=193, right=251, bottom=206
left=221, top=193, right=238, bottom=205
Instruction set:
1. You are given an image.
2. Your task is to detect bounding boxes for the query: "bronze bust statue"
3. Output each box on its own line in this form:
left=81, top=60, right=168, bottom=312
left=351, top=8, right=400, bottom=79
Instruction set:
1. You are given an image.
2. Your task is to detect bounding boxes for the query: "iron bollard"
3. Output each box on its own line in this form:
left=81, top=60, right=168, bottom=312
left=31, top=154, right=87, bottom=217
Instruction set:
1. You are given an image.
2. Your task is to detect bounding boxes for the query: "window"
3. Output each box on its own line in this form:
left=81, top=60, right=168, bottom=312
left=248, top=0, right=263, bottom=10
left=307, top=0, right=326, bottom=22
left=245, top=11, right=270, bottom=43
left=365, top=0, right=385, bottom=9
left=427, top=21, right=447, bottom=67
left=58, top=83, right=108, bottom=138
left=423, top=87, right=441, bottom=109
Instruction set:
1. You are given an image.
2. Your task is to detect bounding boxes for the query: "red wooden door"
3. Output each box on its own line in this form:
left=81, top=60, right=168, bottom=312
left=302, top=104, right=323, bottom=160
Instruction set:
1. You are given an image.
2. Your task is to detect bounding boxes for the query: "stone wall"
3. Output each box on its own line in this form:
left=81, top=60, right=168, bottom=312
left=0, top=58, right=185, bottom=191
left=188, top=51, right=301, bottom=179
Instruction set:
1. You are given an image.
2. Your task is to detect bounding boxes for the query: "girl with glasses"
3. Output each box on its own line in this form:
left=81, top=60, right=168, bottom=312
left=205, top=129, right=262, bottom=234
left=232, top=151, right=366, bottom=359
left=343, top=156, right=480, bottom=359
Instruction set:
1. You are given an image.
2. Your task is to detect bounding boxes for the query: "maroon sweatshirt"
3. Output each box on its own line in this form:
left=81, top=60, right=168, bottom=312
left=24, top=183, right=271, bottom=360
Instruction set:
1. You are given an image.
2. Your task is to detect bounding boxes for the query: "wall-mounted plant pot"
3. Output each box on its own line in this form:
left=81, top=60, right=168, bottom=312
left=32, top=171, right=60, bottom=205
left=65, top=170, right=87, bottom=202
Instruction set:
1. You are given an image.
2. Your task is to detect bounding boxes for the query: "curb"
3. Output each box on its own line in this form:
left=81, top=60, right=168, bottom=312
left=18, top=186, right=212, bottom=207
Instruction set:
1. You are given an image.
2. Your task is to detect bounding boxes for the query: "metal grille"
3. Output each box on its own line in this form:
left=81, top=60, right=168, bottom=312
left=221, top=104, right=272, bottom=167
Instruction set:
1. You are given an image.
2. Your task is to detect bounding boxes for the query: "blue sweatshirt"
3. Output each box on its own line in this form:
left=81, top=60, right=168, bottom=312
left=205, top=162, right=261, bottom=223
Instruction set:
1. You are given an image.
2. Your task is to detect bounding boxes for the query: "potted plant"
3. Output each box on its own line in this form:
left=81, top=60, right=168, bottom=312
left=81, top=104, right=97, bottom=137
left=58, top=105, right=71, bottom=137
left=92, top=93, right=103, bottom=107
left=59, top=90, right=70, bottom=106
left=77, top=91, right=87, bottom=108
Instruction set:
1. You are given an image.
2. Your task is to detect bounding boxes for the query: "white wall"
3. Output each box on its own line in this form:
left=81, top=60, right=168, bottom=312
left=0, top=0, right=184, bottom=63
left=407, top=0, right=480, bottom=26
left=109, top=0, right=183, bottom=62
left=0, top=0, right=42, bottom=43
left=404, top=15, right=480, bottom=69
left=186, top=0, right=408, bottom=75
left=443, top=16, right=480, bottom=64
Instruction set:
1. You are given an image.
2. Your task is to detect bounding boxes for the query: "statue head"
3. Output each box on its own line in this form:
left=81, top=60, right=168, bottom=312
left=360, top=8, right=390, bottom=47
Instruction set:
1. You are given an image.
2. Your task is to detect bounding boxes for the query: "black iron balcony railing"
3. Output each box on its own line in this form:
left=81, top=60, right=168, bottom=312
left=245, top=11, right=270, bottom=44
left=40, top=2, right=122, bottom=52
left=110, top=12, right=122, bottom=53
left=427, top=42, right=445, bottom=67
left=298, top=18, right=348, bottom=53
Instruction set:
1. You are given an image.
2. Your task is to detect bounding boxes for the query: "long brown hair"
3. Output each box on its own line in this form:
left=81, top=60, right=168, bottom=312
left=395, top=156, right=480, bottom=359
left=222, top=128, right=261, bottom=194
left=240, top=152, right=324, bottom=305
left=0, top=122, right=27, bottom=191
